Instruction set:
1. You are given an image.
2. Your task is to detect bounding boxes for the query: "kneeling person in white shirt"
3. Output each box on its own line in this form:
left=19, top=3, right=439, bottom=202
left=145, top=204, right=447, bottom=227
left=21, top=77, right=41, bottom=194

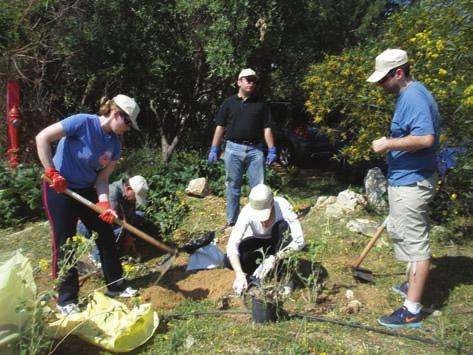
left=225, top=184, right=305, bottom=295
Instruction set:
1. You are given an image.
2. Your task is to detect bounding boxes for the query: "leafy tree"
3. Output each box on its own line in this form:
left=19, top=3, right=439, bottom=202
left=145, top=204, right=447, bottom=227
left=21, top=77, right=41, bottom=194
left=0, top=0, right=84, bottom=161
left=55, top=0, right=278, bottom=161
left=1, top=0, right=398, bottom=163
left=304, top=0, right=473, bottom=216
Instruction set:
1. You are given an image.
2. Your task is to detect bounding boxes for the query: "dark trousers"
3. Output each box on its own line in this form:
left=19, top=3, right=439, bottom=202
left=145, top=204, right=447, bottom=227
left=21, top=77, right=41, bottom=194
left=225, top=220, right=292, bottom=275
left=42, top=182, right=125, bottom=306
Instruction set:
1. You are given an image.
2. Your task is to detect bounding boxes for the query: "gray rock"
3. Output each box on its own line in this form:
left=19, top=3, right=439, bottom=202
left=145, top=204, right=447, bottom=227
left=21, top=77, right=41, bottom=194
left=346, top=219, right=379, bottom=236
left=315, top=195, right=337, bottom=209
left=185, top=177, right=209, bottom=197
left=336, top=189, right=367, bottom=211
left=364, top=167, right=388, bottom=214
left=325, top=203, right=345, bottom=218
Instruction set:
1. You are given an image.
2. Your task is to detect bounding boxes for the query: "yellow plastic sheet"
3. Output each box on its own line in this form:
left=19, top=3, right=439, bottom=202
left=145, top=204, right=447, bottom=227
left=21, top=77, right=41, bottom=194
left=0, top=250, right=36, bottom=352
left=0, top=250, right=37, bottom=326
left=49, top=291, right=159, bottom=353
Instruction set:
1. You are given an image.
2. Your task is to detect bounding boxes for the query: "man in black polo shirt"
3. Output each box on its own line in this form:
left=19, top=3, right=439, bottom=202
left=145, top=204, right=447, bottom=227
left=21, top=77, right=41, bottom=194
left=208, top=68, right=276, bottom=228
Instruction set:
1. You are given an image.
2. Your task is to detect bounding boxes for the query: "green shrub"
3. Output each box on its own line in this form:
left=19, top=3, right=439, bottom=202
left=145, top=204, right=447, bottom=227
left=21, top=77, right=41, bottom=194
left=0, top=164, right=43, bottom=228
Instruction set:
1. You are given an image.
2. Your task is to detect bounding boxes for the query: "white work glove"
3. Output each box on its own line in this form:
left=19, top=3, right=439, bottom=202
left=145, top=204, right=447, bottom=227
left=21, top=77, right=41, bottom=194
left=233, top=272, right=248, bottom=296
left=252, top=255, right=277, bottom=280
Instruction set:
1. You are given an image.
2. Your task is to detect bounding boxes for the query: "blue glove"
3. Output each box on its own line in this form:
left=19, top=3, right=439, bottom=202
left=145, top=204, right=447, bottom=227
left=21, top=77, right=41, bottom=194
left=266, top=147, right=277, bottom=166
left=208, top=145, right=219, bottom=164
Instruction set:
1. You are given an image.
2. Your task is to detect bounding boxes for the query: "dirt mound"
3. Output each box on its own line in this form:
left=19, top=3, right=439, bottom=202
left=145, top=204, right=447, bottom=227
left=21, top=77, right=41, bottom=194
left=142, top=267, right=235, bottom=310
left=142, top=286, right=185, bottom=310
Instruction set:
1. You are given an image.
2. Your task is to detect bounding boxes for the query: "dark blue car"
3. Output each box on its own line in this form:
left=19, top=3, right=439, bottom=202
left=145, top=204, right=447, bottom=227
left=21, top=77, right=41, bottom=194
left=270, top=102, right=339, bottom=167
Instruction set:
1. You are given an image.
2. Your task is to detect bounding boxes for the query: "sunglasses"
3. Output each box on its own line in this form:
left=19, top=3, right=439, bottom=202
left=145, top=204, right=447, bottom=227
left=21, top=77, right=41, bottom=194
left=378, top=68, right=397, bottom=84
left=242, top=76, right=258, bottom=83
left=118, top=111, right=132, bottom=126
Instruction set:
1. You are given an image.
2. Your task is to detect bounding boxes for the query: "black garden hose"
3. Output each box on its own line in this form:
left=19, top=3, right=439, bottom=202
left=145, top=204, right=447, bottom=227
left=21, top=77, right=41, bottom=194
left=159, top=309, right=440, bottom=346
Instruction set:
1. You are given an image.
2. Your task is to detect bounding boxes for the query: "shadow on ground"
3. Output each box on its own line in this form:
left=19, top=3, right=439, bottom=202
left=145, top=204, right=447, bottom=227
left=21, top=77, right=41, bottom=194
left=423, top=255, right=473, bottom=308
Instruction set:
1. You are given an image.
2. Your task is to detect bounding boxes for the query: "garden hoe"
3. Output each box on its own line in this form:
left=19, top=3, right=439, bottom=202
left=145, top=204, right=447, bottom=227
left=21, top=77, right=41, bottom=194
left=41, top=175, right=178, bottom=283
left=350, top=219, right=387, bottom=283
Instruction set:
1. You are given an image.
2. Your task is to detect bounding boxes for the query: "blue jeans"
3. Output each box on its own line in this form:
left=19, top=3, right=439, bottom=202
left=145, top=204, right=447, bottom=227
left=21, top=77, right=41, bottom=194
left=224, top=141, right=265, bottom=224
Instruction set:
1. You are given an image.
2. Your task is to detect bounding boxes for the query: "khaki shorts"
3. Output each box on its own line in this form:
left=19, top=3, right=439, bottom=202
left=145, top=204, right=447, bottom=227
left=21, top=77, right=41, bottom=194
left=386, top=174, right=437, bottom=262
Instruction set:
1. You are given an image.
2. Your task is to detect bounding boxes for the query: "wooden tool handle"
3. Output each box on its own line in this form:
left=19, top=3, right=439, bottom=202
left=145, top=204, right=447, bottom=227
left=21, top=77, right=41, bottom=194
left=42, top=174, right=175, bottom=254
left=353, top=221, right=386, bottom=268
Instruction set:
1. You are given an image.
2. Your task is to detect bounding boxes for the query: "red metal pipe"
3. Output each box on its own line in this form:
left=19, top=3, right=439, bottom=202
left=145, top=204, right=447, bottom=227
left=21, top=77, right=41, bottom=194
left=6, top=81, right=21, bottom=170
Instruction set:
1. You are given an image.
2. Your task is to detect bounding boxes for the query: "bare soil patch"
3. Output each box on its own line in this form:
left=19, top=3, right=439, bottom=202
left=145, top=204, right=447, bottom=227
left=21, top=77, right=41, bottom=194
left=143, top=268, right=234, bottom=310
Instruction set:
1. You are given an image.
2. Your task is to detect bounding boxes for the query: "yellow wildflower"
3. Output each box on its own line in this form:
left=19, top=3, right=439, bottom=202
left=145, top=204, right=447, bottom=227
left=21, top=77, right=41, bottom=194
left=38, top=259, right=49, bottom=272
left=464, top=85, right=473, bottom=97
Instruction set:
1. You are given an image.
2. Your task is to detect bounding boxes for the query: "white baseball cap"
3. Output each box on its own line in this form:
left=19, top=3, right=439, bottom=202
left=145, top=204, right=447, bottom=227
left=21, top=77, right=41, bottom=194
left=129, top=175, right=148, bottom=206
left=113, top=94, right=140, bottom=130
left=238, top=68, right=258, bottom=80
left=366, top=49, right=408, bottom=83
left=249, top=184, right=274, bottom=222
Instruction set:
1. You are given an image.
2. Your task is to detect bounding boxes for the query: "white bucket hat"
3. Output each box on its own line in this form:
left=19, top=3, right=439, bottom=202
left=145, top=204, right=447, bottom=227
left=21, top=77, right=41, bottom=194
left=238, top=68, right=258, bottom=80
left=249, top=184, right=274, bottom=222
left=113, top=94, right=140, bottom=130
left=129, top=175, right=149, bottom=206
left=366, top=49, right=408, bottom=83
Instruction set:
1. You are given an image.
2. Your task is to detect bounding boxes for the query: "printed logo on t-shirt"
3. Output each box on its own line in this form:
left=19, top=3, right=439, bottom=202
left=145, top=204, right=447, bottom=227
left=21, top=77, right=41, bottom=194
left=98, top=151, right=112, bottom=167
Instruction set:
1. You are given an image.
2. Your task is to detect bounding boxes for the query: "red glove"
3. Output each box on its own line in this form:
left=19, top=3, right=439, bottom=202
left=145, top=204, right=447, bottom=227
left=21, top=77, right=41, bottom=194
left=96, top=201, right=118, bottom=224
left=44, top=167, right=67, bottom=193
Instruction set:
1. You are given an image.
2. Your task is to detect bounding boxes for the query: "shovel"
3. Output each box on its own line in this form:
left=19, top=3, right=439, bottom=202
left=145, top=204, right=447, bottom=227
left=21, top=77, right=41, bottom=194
left=350, top=219, right=387, bottom=283
left=42, top=175, right=177, bottom=282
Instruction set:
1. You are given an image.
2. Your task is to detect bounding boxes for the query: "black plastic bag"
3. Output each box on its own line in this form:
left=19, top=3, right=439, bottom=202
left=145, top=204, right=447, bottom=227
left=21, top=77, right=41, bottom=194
left=182, top=231, right=215, bottom=254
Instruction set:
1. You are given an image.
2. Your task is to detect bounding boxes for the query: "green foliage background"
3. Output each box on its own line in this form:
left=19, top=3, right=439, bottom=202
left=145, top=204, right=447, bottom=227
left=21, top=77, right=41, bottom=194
left=0, top=0, right=394, bottom=162
left=0, top=164, right=42, bottom=228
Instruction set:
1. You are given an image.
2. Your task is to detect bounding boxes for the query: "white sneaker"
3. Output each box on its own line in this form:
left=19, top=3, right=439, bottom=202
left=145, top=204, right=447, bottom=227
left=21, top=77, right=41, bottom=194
left=56, top=303, right=80, bottom=315
left=88, top=251, right=102, bottom=269
left=106, top=286, right=138, bottom=298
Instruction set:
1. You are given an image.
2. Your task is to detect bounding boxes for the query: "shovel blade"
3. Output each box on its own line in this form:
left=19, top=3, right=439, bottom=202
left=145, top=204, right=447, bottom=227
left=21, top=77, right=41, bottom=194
left=351, top=266, right=375, bottom=283
left=154, top=252, right=177, bottom=284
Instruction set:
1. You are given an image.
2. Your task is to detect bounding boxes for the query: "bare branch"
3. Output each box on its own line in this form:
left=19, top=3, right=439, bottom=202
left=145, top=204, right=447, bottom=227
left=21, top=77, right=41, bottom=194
left=11, top=57, right=32, bottom=82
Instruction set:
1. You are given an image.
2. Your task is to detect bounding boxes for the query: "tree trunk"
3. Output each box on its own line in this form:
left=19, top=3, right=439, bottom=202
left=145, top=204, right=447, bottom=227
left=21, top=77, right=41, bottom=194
left=150, top=99, right=189, bottom=163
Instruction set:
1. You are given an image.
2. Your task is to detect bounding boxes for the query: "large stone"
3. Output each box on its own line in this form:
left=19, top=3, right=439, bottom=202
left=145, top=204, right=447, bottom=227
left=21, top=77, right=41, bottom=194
left=364, top=167, right=388, bottom=214
left=185, top=177, right=209, bottom=197
left=346, top=219, right=380, bottom=236
left=325, top=203, right=345, bottom=218
left=314, top=195, right=337, bottom=209
left=336, top=189, right=367, bottom=211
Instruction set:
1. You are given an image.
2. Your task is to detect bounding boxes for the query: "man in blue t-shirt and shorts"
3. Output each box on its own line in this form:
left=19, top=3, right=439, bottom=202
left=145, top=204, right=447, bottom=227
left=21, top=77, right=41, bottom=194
left=367, top=49, right=440, bottom=328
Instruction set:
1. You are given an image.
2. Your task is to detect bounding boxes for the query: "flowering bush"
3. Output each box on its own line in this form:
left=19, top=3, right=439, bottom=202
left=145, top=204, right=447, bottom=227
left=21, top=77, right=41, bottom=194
left=304, top=0, right=473, bottom=219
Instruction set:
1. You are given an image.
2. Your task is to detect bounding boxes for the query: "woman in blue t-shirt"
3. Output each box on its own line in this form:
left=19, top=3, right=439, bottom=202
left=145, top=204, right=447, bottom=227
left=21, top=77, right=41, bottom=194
left=36, top=94, right=140, bottom=315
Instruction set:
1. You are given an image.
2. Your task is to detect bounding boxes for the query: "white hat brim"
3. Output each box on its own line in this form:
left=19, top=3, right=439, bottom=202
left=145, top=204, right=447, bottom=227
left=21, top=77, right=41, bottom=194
left=130, top=119, right=140, bottom=131
left=366, top=69, right=390, bottom=83
left=251, top=206, right=272, bottom=222
left=135, top=193, right=146, bottom=206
